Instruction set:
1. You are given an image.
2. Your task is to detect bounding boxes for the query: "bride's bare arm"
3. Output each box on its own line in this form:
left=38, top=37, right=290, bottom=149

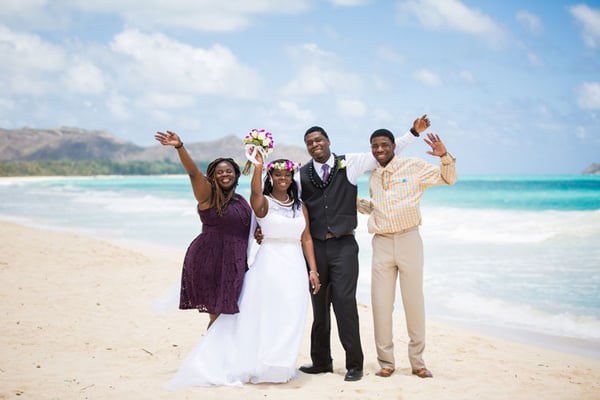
left=249, top=149, right=268, bottom=218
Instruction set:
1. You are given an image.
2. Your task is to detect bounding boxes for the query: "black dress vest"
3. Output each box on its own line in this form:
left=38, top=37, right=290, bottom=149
left=300, top=155, right=357, bottom=241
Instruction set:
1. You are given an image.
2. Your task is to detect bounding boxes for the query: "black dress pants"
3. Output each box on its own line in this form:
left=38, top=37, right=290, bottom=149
left=308, top=235, right=364, bottom=370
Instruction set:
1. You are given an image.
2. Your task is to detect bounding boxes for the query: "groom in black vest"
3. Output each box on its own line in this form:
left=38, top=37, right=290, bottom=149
left=299, top=127, right=362, bottom=381
left=298, top=118, right=429, bottom=382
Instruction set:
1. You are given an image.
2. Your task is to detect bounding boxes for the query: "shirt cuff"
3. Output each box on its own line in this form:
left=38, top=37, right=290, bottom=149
left=440, top=152, right=455, bottom=165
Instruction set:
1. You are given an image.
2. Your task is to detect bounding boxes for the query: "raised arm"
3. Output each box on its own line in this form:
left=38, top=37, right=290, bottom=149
left=154, top=131, right=212, bottom=206
left=249, top=148, right=269, bottom=218
left=394, top=114, right=431, bottom=154
left=346, top=114, right=431, bottom=183
left=421, top=133, right=457, bottom=186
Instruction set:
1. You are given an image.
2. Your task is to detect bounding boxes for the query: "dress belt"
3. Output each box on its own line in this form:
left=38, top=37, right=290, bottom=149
left=262, top=237, right=301, bottom=244
left=325, top=231, right=354, bottom=240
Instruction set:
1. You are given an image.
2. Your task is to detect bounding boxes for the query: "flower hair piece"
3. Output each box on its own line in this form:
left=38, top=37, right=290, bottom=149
left=242, top=128, right=274, bottom=175
left=267, top=160, right=301, bottom=172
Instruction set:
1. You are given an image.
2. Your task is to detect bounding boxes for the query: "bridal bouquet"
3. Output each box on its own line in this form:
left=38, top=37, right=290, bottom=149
left=242, top=129, right=274, bottom=175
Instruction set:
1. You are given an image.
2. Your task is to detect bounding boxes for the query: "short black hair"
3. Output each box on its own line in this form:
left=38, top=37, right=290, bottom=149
left=304, top=126, right=329, bottom=139
left=370, top=128, right=395, bottom=144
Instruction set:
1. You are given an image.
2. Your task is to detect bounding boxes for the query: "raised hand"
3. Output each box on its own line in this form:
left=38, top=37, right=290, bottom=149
left=423, top=133, right=448, bottom=157
left=248, top=145, right=264, bottom=165
left=413, top=114, right=431, bottom=134
left=154, top=130, right=183, bottom=147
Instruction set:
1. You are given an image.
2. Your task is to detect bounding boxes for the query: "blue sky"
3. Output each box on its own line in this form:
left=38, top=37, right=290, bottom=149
left=1, top=0, right=599, bottom=174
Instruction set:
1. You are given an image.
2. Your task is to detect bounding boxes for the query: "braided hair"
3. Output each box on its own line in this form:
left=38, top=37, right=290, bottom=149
left=206, top=157, right=241, bottom=216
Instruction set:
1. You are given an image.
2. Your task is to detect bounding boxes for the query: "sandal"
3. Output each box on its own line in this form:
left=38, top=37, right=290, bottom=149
left=412, top=367, right=433, bottom=378
left=375, top=367, right=395, bottom=377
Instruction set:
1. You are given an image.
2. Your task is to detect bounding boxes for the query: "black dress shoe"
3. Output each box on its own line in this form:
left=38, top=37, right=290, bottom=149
left=344, top=368, right=363, bottom=381
left=299, top=363, right=333, bottom=374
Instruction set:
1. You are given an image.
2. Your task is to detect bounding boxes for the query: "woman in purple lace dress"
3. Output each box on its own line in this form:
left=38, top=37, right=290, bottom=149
left=155, top=130, right=252, bottom=328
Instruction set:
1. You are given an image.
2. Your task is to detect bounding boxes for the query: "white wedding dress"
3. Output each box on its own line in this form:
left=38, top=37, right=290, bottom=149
left=165, top=197, right=310, bottom=388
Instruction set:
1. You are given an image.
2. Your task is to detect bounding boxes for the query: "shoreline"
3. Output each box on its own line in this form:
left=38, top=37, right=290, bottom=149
left=1, top=215, right=599, bottom=359
left=1, top=219, right=599, bottom=399
left=0, top=215, right=600, bottom=360
left=435, top=317, right=600, bottom=360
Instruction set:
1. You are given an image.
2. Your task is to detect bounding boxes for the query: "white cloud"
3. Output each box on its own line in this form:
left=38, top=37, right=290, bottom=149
left=371, top=75, right=391, bottom=91
left=139, top=93, right=197, bottom=110
left=0, top=97, right=16, bottom=126
left=110, top=29, right=262, bottom=98
left=414, top=68, right=441, bottom=86
left=516, top=10, right=543, bottom=35
left=372, top=108, right=395, bottom=124
left=0, top=25, right=65, bottom=72
left=0, top=1, right=72, bottom=30
left=282, top=43, right=361, bottom=96
left=574, top=126, right=588, bottom=140
left=0, top=25, right=66, bottom=95
left=337, top=99, right=367, bottom=117
left=282, top=65, right=332, bottom=95
left=376, top=45, right=405, bottom=64
left=330, top=0, right=370, bottom=6
left=0, top=0, right=47, bottom=16
left=106, top=93, right=131, bottom=120
left=577, top=82, right=600, bottom=110
left=278, top=101, right=315, bottom=122
left=397, top=0, right=508, bottom=45
left=69, top=0, right=310, bottom=32
left=458, top=69, right=475, bottom=83
left=0, top=1, right=311, bottom=32
left=63, top=60, right=106, bottom=95
left=527, top=52, right=543, bottom=66
left=569, top=4, right=600, bottom=49
left=0, top=97, right=15, bottom=109
left=287, top=43, right=337, bottom=59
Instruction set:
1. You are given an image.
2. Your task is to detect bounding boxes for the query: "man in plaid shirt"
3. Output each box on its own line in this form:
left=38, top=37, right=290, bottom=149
left=357, top=128, right=457, bottom=379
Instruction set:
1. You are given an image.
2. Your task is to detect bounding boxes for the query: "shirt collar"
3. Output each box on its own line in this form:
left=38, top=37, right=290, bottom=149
left=374, top=156, right=399, bottom=174
left=312, top=154, right=334, bottom=170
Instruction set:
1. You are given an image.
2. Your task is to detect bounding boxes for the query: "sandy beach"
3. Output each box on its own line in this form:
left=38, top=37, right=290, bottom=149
left=0, top=220, right=598, bottom=400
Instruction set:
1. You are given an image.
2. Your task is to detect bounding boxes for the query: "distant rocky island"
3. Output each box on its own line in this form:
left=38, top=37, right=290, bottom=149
left=0, top=127, right=308, bottom=164
left=582, top=164, right=600, bottom=175
left=0, top=127, right=309, bottom=176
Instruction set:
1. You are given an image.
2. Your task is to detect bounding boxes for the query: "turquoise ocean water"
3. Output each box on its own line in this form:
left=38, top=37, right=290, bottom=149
left=1, top=174, right=599, bottom=356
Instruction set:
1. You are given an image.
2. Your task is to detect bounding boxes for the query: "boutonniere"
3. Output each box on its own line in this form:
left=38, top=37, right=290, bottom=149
left=337, top=158, right=347, bottom=170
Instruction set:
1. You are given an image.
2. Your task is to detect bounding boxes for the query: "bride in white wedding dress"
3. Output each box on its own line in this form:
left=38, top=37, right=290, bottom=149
left=165, top=152, right=321, bottom=389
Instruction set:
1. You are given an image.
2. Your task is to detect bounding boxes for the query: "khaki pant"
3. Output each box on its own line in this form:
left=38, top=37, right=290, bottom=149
left=371, top=227, right=426, bottom=371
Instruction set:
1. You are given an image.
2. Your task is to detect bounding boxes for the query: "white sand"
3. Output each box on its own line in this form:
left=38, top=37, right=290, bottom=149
left=0, top=220, right=598, bottom=400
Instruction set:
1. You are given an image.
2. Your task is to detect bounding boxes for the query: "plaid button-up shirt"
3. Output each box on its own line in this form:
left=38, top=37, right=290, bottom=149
left=357, top=153, right=457, bottom=234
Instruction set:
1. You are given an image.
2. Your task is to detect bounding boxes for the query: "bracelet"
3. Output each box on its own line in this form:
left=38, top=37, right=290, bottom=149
left=174, top=142, right=184, bottom=149
left=309, top=270, right=319, bottom=277
left=410, top=127, right=420, bottom=137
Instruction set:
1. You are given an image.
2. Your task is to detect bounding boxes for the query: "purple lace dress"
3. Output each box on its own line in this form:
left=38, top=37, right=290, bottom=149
left=179, top=194, right=252, bottom=315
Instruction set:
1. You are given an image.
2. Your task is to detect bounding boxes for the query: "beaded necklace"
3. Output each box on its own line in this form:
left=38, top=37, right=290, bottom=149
left=268, top=194, right=294, bottom=207
left=307, top=154, right=339, bottom=189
